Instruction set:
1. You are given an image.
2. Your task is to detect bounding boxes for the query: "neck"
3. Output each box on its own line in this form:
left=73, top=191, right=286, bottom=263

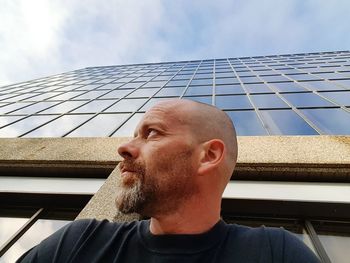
left=149, top=197, right=221, bottom=235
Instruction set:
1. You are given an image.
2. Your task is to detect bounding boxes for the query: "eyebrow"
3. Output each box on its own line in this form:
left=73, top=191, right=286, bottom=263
left=133, top=121, right=168, bottom=137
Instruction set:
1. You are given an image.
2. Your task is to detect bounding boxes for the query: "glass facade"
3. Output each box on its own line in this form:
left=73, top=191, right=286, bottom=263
left=0, top=50, right=349, bottom=137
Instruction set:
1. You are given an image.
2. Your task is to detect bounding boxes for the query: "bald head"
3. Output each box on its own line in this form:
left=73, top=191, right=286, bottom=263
left=148, top=99, right=238, bottom=181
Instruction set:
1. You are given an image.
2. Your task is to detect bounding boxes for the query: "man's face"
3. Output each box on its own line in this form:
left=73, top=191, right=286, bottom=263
left=116, top=103, right=199, bottom=216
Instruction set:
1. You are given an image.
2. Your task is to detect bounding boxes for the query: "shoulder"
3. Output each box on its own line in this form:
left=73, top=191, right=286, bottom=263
left=16, top=219, right=140, bottom=262
left=225, top=224, right=320, bottom=263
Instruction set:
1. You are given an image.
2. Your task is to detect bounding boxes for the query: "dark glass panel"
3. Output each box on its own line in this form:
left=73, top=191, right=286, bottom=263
left=302, top=80, right=344, bottom=91
left=282, top=93, right=335, bottom=107
left=215, top=85, right=245, bottom=95
left=184, top=86, right=212, bottom=96
left=320, top=91, right=350, bottom=106
left=301, top=108, right=350, bottom=134
left=260, top=109, right=317, bottom=135
left=215, top=95, right=253, bottom=110
left=190, top=78, right=213, bottom=86
left=250, top=94, right=289, bottom=108
left=269, top=82, right=307, bottom=92
left=244, top=83, right=272, bottom=93
left=225, top=111, right=267, bottom=135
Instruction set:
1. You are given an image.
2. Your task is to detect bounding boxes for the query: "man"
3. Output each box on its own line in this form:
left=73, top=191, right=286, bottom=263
left=18, top=99, right=320, bottom=262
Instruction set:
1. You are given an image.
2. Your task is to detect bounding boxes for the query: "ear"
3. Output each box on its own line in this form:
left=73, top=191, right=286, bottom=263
left=197, top=139, right=225, bottom=176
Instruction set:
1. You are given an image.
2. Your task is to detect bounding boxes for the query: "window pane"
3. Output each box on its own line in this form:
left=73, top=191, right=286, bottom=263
left=282, top=93, right=334, bottom=107
left=184, top=86, right=212, bottom=96
left=260, top=109, right=318, bottom=135
left=0, top=217, right=29, bottom=247
left=40, top=101, right=87, bottom=114
left=301, top=108, right=350, bottom=134
left=74, top=90, right=108, bottom=100
left=0, top=115, right=57, bottom=137
left=155, top=87, right=185, bottom=97
left=99, top=89, right=132, bottom=99
left=313, top=221, right=350, bottom=263
left=215, top=78, right=238, bottom=85
left=2, top=219, right=70, bottom=263
left=320, top=91, right=350, bottom=106
left=244, top=83, right=272, bottom=93
left=250, top=94, right=289, bottom=108
left=104, top=98, right=147, bottom=112
left=190, top=78, right=213, bottom=86
left=23, top=114, right=93, bottom=137
left=0, top=116, right=24, bottom=128
left=269, top=82, right=307, bottom=92
left=71, top=100, right=115, bottom=113
left=216, top=85, right=245, bottom=95
left=0, top=102, right=33, bottom=114
left=260, top=75, right=289, bottom=82
left=112, top=113, right=145, bottom=137
left=165, top=80, right=190, bottom=87
left=301, top=80, right=344, bottom=91
left=67, top=113, right=129, bottom=137
left=216, top=95, right=253, bottom=110
left=127, top=88, right=159, bottom=98
left=225, top=111, right=267, bottom=135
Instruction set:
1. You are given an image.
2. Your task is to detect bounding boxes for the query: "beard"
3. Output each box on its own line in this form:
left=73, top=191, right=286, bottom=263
left=115, top=149, right=197, bottom=217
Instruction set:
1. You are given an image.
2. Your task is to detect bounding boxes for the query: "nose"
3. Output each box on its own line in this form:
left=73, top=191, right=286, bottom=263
left=117, top=140, right=139, bottom=159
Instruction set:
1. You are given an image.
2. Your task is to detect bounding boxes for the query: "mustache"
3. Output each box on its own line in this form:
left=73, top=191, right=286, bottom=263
left=119, top=159, right=146, bottom=174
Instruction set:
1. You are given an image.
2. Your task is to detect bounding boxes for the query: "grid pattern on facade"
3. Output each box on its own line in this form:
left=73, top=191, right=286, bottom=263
left=0, top=50, right=350, bottom=137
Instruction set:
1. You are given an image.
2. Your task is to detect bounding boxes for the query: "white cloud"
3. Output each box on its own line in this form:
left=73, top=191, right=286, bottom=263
left=0, top=0, right=349, bottom=86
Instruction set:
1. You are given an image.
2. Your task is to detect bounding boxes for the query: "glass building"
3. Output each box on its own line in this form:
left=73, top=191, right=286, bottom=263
left=1, top=50, right=350, bottom=262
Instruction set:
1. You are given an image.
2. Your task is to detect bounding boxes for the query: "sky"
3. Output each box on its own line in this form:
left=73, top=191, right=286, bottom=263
left=0, top=0, right=349, bottom=86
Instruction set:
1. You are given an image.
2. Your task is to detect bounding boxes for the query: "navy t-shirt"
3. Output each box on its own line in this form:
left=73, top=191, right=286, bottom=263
left=17, top=219, right=320, bottom=263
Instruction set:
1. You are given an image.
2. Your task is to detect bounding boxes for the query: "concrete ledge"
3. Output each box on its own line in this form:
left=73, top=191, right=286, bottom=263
left=1, top=136, right=349, bottom=181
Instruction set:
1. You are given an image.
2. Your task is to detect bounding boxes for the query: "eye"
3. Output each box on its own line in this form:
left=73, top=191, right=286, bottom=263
left=145, top=128, right=159, bottom=139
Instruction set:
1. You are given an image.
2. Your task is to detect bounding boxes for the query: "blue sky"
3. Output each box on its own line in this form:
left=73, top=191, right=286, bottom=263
left=0, top=0, right=349, bottom=86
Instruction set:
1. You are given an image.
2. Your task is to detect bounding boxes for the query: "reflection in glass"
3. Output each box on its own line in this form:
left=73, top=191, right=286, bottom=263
left=11, top=101, right=59, bottom=114
left=23, top=114, right=93, bottom=137
left=260, top=110, right=318, bottom=135
left=215, top=95, right=253, bottom=110
left=260, top=75, right=289, bottom=82
left=166, top=80, right=190, bottom=87
left=215, top=78, right=238, bottom=85
left=244, top=83, right=272, bottom=93
left=99, top=89, right=132, bottom=99
left=282, top=93, right=334, bottom=107
left=269, top=82, right=307, bottom=92
left=155, top=87, right=185, bottom=97
left=74, top=90, right=109, bottom=100
left=46, top=91, right=84, bottom=101
left=250, top=94, right=288, bottom=108
left=185, top=86, right=212, bottom=96
left=2, top=219, right=70, bottom=263
left=0, top=116, right=24, bottom=128
left=0, top=115, right=57, bottom=137
left=104, top=98, right=147, bottom=112
left=40, top=101, right=87, bottom=114
left=320, top=91, right=350, bottom=106
left=71, top=100, right=115, bottom=113
left=190, top=79, right=212, bottom=86
left=216, top=85, right=245, bottom=95
left=301, top=108, right=350, bottom=134
left=0, top=217, right=29, bottom=247
left=225, top=111, right=267, bottom=135
left=0, top=102, right=33, bottom=114
left=127, top=88, right=159, bottom=98
left=112, top=113, right=145, bottom=137
left=67, top=113, right=129, bottom=137
left=301, top=80, right=344, bottom=91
